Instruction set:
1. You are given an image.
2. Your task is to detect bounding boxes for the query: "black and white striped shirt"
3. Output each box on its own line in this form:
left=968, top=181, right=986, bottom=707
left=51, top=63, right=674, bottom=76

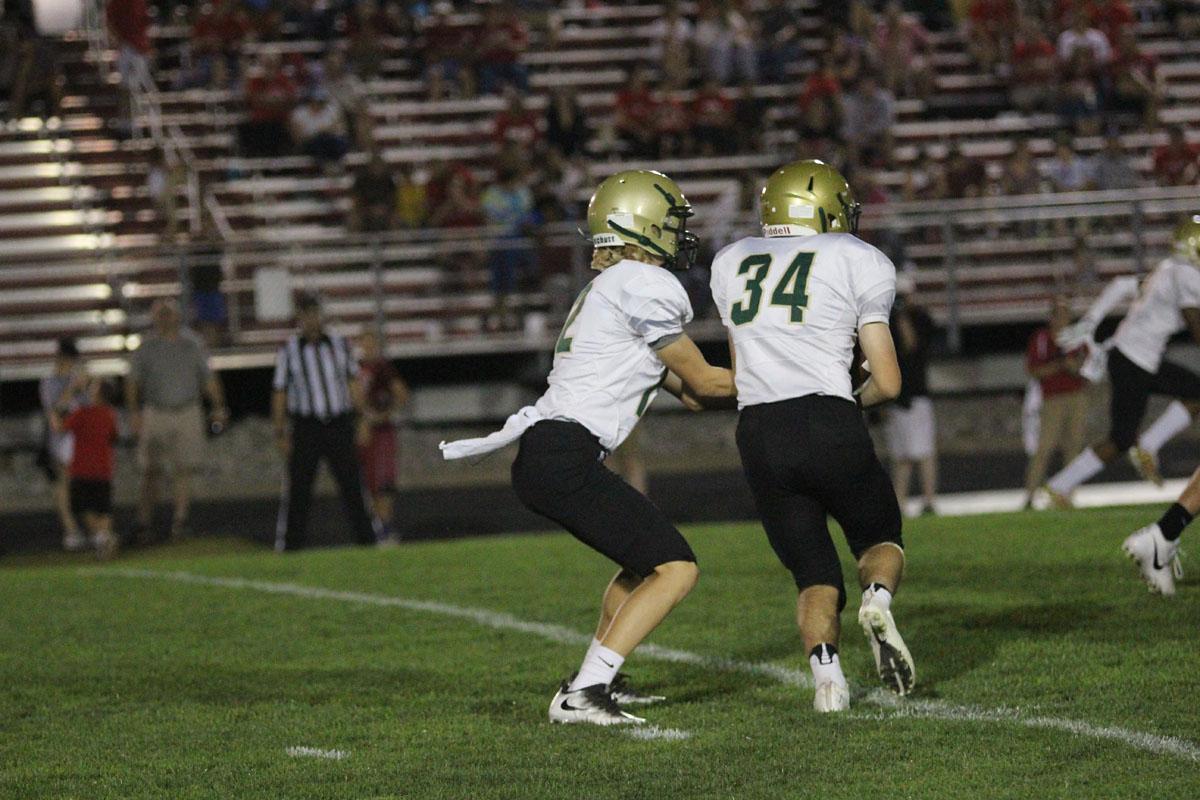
left=272, top=333, right=358, bottom=420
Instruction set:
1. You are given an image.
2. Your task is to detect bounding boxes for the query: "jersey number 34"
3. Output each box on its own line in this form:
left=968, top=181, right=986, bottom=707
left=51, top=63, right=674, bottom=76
left=730, top=252, right=815, bottom=326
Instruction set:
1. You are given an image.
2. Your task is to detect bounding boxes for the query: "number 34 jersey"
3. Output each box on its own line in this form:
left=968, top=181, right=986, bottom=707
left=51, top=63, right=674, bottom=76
left=711, top=232, right=896, bottom=409
left=536, top=259, right=693, bottom=451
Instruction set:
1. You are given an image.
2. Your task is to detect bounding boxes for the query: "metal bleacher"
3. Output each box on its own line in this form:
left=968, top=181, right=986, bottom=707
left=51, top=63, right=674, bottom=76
left=0, top=1, right=1198, bottom=380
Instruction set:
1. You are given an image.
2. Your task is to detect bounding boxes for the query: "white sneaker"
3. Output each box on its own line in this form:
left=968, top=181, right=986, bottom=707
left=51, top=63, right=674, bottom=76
left=1128, top=447, right=1164, bottom=487
left=92, top=531, right=119, bottom=560
left=548, top=682, right=645, bottom=726
left=63, top=531, right=88, bottom=552
left=1122, top=524, right=1180, bottom=596
left=858, top=589, right=916, bottom=696
left=812, top=680, right=850, bottom=713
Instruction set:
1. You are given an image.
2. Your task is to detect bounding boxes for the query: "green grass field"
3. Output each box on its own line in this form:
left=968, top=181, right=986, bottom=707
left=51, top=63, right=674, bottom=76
left=2, top=507, right=1198, bottom=799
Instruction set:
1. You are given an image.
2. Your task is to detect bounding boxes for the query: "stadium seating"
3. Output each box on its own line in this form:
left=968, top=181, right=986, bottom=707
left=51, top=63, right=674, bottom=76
left=0, top=2, right=1198, bottom=378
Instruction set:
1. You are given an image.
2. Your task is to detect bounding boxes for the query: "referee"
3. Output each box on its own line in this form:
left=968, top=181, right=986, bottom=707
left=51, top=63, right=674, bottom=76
left=272, top=292, right=375, bottom=550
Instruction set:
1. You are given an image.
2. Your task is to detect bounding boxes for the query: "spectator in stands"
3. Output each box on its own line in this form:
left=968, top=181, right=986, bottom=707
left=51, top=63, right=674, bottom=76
left=545, top=87, right=588, bottom=158
left=1057, top=0, right=1134, bottom=48
left=184, top=0, right=248, bottom=89
left=840, top=74, right=895, bottom=169
left=321, top=50, right=366, bottom=123
left=1023, top=295, right=1090, bottom=509
left=395, top=163, right=427, bottom=229
left=887, top=273, right=939, bottom=516
left=481, top=164, right=536, bottom=331
left=829, top=27, right=869, bottom=88
left=239, top=53, right=298, bottom=158
left=644, top=0, right=693, bottom=87
left=40, top=339, right=87, bottom=552
left=147, top=148, right=185, bottom=240
left=613, top=67, right=659, bottom=158
left=346, top=0, right=395, bottom=80
left=493, top=88, right=542, bottom=149
left=189, top=237, right=228, bottom=349
left=106, top=0, right=152, bottom=135
left=1107, top=29, right=1161, bottom=129
left=1092, top=134, right=1139, bottom=190
left=1057, top=9, right=1112, bottom=66
left=0, top=13, right=60, bottom=120
left=692, top=79, right=735, bottom=156
left=654, top=78, right=692, bottom=157
left=757, top=0, right=803, bottom=83
left=1008, top=17, right=1058, bottom=113
left=1163, top=0, right=1200, bottom=38
left=127, top=299, right=228, bottom=542
left=421, top=1, right=474, bottom=99
left=1068, top=235, right=1099, bottom=288
left=694, top=0, right=757, bottom=86
left=272, top=292, right=376, bottom=551
left=1001, top=137, right=1044, bottom=196
left=733, top=81, right=768, bottom=154
left=1047, top=134, right=1095, bottom=193
left=427, top=161, right=483, bottom=228
left=966, top=0, right=1017, bottom=75
left=902, top=145, right=947, bottom=202
left=798, top=52, right=842, bottom=151
left=356, top=329, right=408, bottom=545
left=873, top=1, right=934, bottom=100
left=1058, top=48, right=1103, bottom=135
left=944, top=143, right=988, bottom=198
left=50, top=378, right=120, bottom=559
left=351, top=150, right=397, bottom=233
left=1152, top=126, right=1200, bottom=186
left=475, top=1, right=530, bottom=95
left=290, top=89, right=350, bottom=166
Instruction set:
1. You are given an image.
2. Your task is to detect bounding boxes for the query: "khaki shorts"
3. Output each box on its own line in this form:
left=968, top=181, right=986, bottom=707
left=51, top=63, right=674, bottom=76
left=138, top=405, right=205, bottom=474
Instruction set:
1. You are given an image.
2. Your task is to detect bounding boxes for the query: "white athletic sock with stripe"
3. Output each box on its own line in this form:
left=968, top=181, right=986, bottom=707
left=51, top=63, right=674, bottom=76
left=569, top=644, right=624, bottom=691
left=1137, top=401, right=1192, bottom=456
left=1048, top=447, right=1104, bottom=495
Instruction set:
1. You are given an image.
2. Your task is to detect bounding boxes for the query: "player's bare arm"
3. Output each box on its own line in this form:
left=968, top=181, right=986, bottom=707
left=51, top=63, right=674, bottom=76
left=856, top=322, right=902, bottom=407
left=656, top=334, right=735, bottom=401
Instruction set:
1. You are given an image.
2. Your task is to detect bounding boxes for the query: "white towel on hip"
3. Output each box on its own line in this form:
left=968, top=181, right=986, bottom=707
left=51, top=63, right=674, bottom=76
left=439, top=405, right=545, bottom=461
left=1021, top=380, right=1042, bottom=457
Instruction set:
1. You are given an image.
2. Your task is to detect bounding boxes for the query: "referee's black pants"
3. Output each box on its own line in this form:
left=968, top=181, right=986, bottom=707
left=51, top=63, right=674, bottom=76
left=278, top=415, right=375, bottom=550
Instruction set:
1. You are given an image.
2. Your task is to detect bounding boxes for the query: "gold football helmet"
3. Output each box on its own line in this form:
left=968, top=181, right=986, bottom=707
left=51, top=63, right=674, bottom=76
left=760, top=159, right=861, bottom=236
left=585, top=169, right=698, bottom=269
left=1174, top=215, right=1200, bottom=266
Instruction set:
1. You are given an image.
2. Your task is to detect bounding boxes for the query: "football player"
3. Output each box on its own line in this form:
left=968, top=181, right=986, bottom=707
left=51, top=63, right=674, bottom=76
left=1046, top=216, right=1200, bottom=506
left=1123, top=464, right=1197, bottom=596
left=441, top=170, right=736, bottom=725
left=709, top=160, right=913, bottom=712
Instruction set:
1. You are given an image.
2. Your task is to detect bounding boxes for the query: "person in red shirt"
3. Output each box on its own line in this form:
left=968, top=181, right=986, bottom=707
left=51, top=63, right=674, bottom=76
left=1009, top=17, right=1058, bottom=112
left=614, top=68, right=659, bottom=157
left=1152, top=126, right=1200, bottom=187
left=186, top=0, right=249, bottom=88
left=966, top=0, right=1017, bottom=73
left=492, top=89, right=542, bottom=148
left=239, top=53, right=298, bottom=158
left=1024, top=296, right=1090, bottom=507
left=692, top=78, right=734, bottom=155
left=474, top=2, right=530, bottom=94
left=53, top=378, right=120, bottom=558
left=356, top=330, right=409, bottom=545
left=654, top=79, right=691, bottom=157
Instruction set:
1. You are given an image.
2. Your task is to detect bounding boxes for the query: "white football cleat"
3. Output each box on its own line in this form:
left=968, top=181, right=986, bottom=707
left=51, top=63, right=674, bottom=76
left=548, top=682, right=645, bottom=726
left=609, top=673, right=666, bottom=706
left=63, top=531, right=88, bottom=552
left=1128, top=447, right=1164, bottom=487
left=859, top=589, right=916, bottom=696
left=1122, top=524, right=1180, bottom=596
left=812, top=680, right=850, bottom=713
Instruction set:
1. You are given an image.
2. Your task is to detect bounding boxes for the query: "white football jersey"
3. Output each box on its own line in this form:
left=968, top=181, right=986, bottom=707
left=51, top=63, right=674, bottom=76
left=711, top=232, right=896, bottom=408
left=535, top=259, right=693, bottom=451
left=1112, top=256, right=1200, bottom=373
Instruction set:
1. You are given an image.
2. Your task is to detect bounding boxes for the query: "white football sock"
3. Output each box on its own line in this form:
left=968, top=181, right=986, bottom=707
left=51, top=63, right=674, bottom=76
left=1048, top=447, right=1104, bottom=495
left=569, top=644, right=624, bottom=691
left=865, top=584, right=893, bottom=611
left=583, top=637, right=603, bottom=663
left=809, top=644, right=846, bottom=687
left=1137, top=401, right=1192, bottom=455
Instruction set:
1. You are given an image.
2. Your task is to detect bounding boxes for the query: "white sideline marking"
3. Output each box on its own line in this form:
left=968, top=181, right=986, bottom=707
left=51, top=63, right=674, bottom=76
left=910, top=478, right=1189, bottom=518
left=623, top=726, right=692, bottom=741
left=90, top=568, right=1200, bottom=764
left=286, top=746, right=349, bottom=760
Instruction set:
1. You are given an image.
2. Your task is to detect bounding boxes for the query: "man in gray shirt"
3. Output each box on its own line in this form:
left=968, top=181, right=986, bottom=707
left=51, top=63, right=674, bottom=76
left=1092, top=135, right=1140, bottom=191
left=125, top=299, right=228, bottom=540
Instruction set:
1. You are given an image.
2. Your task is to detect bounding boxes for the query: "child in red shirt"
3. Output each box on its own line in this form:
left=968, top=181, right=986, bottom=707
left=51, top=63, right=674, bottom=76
left=53, top=379, right=120, bottom=558
left=356, top=331, right=409, bottom=545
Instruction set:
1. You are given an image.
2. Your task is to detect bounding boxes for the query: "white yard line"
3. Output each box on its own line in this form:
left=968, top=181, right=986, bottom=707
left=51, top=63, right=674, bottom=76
left=285, top=746, right=349, bottom=760
left=90, top=568, right=1200, bottom=764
